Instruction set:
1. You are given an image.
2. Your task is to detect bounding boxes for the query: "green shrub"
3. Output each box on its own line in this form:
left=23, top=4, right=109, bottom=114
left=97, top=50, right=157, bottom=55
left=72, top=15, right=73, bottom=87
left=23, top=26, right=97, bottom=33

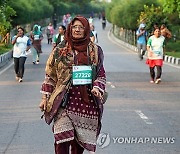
left=0, top=43, right=13, bottom=55
left=165, top=40, right=180, bottom=58
left=106, top=0, right=159, bottom=30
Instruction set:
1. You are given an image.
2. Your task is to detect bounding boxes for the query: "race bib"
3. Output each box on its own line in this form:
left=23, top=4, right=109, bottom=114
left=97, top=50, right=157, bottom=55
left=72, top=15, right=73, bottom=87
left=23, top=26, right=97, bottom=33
left=154, top=51, right=161, bottom=56
left=34, top=35, right=40, bottom=40
left=72, top=65, right=92, bottom=85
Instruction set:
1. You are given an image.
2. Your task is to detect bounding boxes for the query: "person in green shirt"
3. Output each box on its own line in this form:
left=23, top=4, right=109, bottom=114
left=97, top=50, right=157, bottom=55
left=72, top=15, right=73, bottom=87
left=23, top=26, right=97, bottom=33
left=146, top=27, right=165, bottom=84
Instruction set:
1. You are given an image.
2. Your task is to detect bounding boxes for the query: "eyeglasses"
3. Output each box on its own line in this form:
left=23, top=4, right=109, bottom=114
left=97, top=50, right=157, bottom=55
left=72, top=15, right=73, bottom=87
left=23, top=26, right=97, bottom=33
left=71, top=25, right=85, bottom=31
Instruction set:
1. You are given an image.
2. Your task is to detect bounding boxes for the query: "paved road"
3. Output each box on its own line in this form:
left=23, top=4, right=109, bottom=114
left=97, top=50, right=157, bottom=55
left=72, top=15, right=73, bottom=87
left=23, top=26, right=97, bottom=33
left=0, top=19, right=180, bottom=154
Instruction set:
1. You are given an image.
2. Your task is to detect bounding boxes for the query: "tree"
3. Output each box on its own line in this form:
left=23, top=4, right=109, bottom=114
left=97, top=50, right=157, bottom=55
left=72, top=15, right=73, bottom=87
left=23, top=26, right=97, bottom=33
left=0, top=0, right=16, bottom=39
left=106, top=0, right=159, bottom=30
left=163, top=0, right=180, bottom=18
left=47, top=0, right=90, bottom=13
left=138, top=4, right=167, bottom=33
left=9, top=0, right=53, bottom=26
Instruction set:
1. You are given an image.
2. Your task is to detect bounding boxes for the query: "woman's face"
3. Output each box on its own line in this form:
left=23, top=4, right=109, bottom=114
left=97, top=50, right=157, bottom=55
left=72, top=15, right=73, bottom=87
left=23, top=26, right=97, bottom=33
left=71, top=20, right=85, bottom=39
left=34, top=26, right=38, bottom=31
left=17, top=28, right=24, bottom=37
left=154, top=29, right=161, bottom=37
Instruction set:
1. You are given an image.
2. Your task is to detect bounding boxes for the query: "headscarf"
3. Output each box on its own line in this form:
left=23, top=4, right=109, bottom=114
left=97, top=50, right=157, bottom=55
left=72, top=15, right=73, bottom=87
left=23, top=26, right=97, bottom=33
left=65, top=16, right=92, bottom=103
left=65, top=16, right=90, bottom=52
left=33, top=24, right=41, bottom=35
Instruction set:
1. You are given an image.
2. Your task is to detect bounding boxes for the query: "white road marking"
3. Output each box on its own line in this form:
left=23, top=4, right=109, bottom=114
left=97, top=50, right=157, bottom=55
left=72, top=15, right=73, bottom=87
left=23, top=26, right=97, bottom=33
left=0, top=61, right=13, bottom=75
left=135, top=110, right=153, bottom=125
left=107, top=81, right=111, bottom=85
left=107, top=81, right=116, bottom=88
left=111, top=85, right=115, bottom=88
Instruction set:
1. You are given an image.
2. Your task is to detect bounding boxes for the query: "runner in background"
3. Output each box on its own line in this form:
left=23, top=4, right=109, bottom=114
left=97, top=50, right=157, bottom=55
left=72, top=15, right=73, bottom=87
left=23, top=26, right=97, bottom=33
left=46, top=23, right=54, bottom=44
left=12, top=27, right=31, bottom=82
left=88, top=16, right=93, bottom=25
left=90, top=24, right=98, bottom=44
left=146, top=27, right=165, bottom=84
left=101, top=12, right=106, bottom=30
left=30, top=24, right=43, bottom=64
left=53, top=25, right=66, bottom=48
left=53, top=13, right=57, bottom=29
left=136, top=24, right=148, bottom=60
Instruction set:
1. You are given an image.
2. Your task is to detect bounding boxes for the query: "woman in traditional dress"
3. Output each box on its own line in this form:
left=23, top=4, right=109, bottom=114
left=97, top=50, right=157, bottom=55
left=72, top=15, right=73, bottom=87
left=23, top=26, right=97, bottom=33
left=39, top=16, right=106, bottom=154
left=30, top=24, right=43, bottom=64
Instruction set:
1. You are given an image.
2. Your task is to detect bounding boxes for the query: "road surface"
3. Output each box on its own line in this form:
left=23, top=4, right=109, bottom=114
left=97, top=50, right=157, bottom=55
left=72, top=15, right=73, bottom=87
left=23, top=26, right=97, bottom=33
left=0, top=19, right=180, bottom=154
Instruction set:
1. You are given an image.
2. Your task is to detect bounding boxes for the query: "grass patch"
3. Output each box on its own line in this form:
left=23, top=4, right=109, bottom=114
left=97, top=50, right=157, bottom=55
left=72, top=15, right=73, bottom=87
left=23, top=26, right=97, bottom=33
left=165, top=40, right=180, bottom=58
left=165, top=51, right=180, bottom=58
left=0, top=44, right=13, bottom=55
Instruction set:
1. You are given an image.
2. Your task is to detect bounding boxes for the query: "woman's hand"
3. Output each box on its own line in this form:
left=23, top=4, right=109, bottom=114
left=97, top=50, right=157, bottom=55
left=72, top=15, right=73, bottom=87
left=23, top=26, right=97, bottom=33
left=147, top=50, right=153, bottom=58
left=150, top=51, right=154, bottom=57
left=91, top=87, right=103, bottom=99
left=39, top=99, right=47, bottom=112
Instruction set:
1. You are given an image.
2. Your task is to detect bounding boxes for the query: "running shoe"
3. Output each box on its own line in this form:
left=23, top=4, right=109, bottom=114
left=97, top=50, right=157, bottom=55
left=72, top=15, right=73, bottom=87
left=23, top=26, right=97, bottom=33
left=18, top=78, right=23, bottom=83
left=155, top=78, right=161, bottom=84
left=150, top=80, right=154, bottom=83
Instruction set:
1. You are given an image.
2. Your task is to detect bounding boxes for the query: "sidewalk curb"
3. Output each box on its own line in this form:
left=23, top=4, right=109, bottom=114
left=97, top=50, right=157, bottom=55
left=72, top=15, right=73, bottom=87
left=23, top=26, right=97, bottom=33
left=110, top=30, right=180, bottom=66
left=0, top=50, right=13, bottom=68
